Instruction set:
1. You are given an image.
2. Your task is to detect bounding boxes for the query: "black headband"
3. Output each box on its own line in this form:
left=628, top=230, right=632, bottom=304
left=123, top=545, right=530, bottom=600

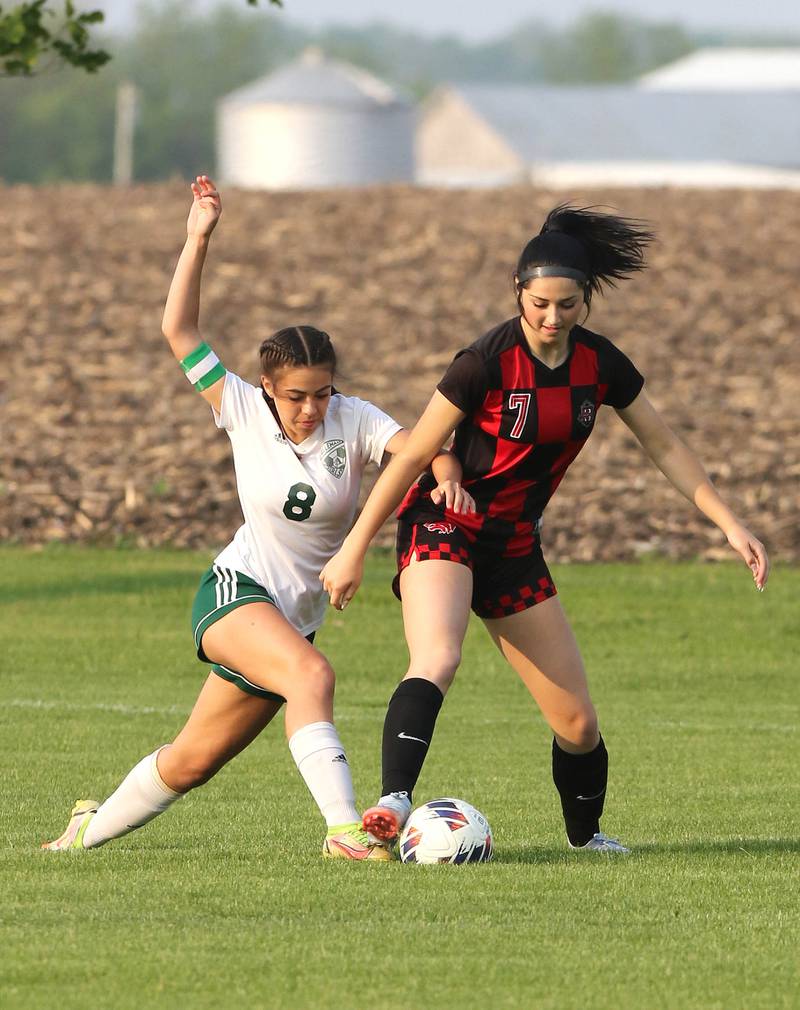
left=517, top=265, right=588, bottom=286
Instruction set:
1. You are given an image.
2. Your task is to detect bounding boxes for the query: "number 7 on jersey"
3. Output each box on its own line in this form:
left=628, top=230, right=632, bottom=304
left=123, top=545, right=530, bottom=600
left=508, top=393, right=531, bottom=439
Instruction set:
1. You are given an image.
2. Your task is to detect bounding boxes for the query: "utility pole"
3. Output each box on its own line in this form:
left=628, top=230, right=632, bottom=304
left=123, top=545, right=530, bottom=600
left=113, top=82, right=138, bottom=185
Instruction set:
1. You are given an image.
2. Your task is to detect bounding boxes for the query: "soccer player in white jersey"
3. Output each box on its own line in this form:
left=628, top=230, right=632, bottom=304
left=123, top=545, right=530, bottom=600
left=43, top=175, right=474, bottom=860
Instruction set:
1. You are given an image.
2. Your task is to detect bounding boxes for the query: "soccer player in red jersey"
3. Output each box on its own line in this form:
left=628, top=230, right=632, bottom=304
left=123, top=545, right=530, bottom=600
left=321, top=205, right=770, bottom=854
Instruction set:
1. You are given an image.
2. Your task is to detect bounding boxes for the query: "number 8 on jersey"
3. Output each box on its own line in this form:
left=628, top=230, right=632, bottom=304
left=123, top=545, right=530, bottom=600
left=283, top=482, right=317, bottom=522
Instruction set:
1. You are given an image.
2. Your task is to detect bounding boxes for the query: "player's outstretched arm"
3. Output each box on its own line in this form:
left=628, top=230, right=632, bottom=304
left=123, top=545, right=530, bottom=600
left=320, top=392, right=466, bottom=609
left=428, top=450, right=476, bottom=515
left=162, top=175, right=225, bottom=413
left=381, top=431, right=475, bottom=516
left=617, top=390, right=770, bottom=590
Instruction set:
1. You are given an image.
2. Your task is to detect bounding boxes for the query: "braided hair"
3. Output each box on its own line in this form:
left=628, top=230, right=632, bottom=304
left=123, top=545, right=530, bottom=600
left=516, top=205, right=655, bottom=311
left=259, top=325, right=337, bottom=381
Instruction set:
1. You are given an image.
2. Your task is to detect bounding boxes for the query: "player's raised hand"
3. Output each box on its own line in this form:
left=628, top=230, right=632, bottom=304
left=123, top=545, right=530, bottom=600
left=726, top=522, right=770, bottom=591
left=187, top=175, right=222, bottom=238
left=320, top=547, right=364, bottom=611
left=430, top=480, right=476, bottom=515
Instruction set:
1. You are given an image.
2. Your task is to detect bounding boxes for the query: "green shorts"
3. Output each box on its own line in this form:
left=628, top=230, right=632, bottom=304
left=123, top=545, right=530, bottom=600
left=191, top=564, right=315, bottom=703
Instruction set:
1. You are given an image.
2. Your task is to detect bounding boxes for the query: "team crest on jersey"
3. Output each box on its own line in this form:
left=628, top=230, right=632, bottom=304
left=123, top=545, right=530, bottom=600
left=273, top=431, right=288, bottom=444
left=321, top=439, right=347, bottom=478
left=577, top=399, right=595, bottom=428
left=424, top=521, right=456, bottom=535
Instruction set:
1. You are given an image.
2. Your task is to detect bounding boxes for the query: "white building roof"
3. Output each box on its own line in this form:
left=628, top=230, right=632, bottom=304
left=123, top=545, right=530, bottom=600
left=417, top=84, right=800, bottom=188
left=220, top=47, right=409, bottom=109
left=444, top=85, right=800, bottom=167
left=528, top=161, right=800, bottom=190
left=640, top=48, right=800, bottom=91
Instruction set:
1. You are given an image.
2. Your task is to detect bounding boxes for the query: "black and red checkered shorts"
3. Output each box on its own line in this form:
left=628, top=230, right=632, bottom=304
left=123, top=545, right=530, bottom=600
left=392, top=505, right=557, bottom=620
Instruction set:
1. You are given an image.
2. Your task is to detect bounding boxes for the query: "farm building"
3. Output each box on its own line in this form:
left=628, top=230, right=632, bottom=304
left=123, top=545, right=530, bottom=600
left=640, top=47, right=800, bottom=90
left=217, top=48, right=414, bottom=190
left=417, top=49, right=800, bottom=189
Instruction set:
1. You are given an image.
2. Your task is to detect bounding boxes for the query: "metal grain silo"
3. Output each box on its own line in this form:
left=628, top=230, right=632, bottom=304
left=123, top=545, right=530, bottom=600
left=217, top=48, right=414, bottom=189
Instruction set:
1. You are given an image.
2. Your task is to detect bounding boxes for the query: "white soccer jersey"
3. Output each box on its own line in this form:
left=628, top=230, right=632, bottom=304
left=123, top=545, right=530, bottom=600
left=211, top=372, right=402, bottom=635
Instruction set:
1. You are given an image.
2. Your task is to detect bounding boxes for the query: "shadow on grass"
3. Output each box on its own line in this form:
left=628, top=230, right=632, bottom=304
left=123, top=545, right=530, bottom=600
left=497, top=846, right=576, bottom=865
left=0, top=569, right=199, bottom=604
left=498, top=837, right=799, bottom=864
left=631, top=837, right=800, bottom=857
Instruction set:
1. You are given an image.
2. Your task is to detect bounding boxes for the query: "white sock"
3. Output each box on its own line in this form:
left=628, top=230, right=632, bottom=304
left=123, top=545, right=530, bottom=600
left=288, top=721, right=359, bottom=829
left=82, top=747, right=182, bottom=848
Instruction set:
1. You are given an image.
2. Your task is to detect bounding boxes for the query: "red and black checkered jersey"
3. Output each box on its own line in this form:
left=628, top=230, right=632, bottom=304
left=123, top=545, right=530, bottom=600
left=401, top=317, right=644, bottom=558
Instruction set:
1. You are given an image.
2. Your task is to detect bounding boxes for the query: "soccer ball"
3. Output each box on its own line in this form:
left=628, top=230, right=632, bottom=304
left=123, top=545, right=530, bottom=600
left=398, top=798, right=493, bottom=864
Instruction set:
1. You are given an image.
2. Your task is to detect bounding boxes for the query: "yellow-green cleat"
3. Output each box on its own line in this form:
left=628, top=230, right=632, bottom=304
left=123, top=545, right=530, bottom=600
left=41, top=799, right=99, bottom=851
left=323, top=822, right=394, bottom=861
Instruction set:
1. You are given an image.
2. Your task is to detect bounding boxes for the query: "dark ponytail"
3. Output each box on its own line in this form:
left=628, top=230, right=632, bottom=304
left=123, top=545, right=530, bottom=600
left=516, top=204, right=655, bottom=309
left=259, top=325, right=337, bottom=379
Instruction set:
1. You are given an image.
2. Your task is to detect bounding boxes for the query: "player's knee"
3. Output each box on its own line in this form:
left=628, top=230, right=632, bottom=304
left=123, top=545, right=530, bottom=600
left=288, top=654, right=336, bottom=706
left=560, top=706, right=599, bottom=749
left=408, top=644, right=462, bottom=691
left=164, top=745, right=226, bottom=791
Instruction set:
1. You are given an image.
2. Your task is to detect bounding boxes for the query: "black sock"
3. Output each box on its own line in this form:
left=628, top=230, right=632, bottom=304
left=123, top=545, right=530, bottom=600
left=552, top=735, right=608, bottom=847
left=381, top=677, right=444, bottom=798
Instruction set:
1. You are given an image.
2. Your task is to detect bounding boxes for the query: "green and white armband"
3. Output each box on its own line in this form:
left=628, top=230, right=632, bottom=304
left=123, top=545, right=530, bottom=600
left=180, top=342, right=226, bottom=391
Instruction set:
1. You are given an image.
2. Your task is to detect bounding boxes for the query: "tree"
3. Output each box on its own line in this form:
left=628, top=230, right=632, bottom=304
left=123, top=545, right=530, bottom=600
left=0, top=0, right=299, bottom=182
left=1, top=1, right=107, bottom=75
left=0, top=0, right=282, bottom=76
left=539, top=12, right=693, bottom=84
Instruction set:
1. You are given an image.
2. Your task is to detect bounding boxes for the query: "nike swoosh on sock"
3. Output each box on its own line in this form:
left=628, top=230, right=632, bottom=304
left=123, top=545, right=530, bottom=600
left=397, top=731, right=428, bottom=746
left=576, top=789, right=606, bottom=801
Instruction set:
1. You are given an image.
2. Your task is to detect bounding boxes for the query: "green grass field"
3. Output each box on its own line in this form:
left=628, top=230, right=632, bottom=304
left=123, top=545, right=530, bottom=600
left=1, top=546, right=797, bottom=1010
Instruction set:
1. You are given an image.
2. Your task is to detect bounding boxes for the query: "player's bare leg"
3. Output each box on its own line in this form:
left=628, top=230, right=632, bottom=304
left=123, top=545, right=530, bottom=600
left=43, top=676, right=280, bottom=850
left=203, top=603, right=390, bottom=859
left=364, top=558, right=473, bottom=842
left=201, top=601, right=334, bottom=736
left=484, top=597, right=628, bottom=853
left=158, top=675, right=283, bottom=790
left=484, top=596, right=597, bottom=751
